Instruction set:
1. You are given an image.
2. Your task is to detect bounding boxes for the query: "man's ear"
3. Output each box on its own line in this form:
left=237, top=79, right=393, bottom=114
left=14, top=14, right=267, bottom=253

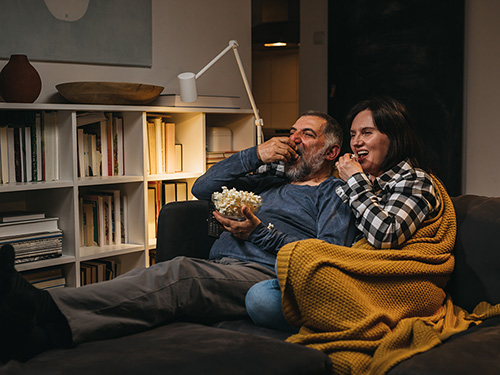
left=324, top=144, right=340, bottom=161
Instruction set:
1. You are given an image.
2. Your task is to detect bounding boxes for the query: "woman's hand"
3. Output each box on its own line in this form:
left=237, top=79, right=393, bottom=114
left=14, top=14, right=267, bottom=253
left=213, top=206, right=262, bottom=240
left=335, top=153, right=364, bottom=181
left=256, top=137, right=298, bottom=164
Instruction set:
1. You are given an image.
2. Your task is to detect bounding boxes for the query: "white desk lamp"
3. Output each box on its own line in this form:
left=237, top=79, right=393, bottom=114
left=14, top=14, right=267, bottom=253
left=177, top=40, right=264, bottom=145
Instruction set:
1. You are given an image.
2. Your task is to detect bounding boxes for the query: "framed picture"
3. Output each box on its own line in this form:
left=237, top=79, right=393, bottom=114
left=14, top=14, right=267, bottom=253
left=0, top=0, right=152, bottom=67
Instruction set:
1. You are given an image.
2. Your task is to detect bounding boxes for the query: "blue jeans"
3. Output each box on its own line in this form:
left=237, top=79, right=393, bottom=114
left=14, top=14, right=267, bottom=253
left=245, top=278, right=298, bottom=333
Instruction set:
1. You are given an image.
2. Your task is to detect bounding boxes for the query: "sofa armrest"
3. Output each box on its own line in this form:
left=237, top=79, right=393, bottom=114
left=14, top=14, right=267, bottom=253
left=447, top=195, right=500, bottom=311
left=155, top=200, right=216, bottom=263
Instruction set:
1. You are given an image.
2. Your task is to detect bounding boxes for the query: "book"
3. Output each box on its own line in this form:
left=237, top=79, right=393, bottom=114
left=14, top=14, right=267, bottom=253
left=32, top=276, right=66, bottom=290
left=78, top=120, right=108, bottom=177
left=77, top=128, right=85, bottom=177
left=23, top=266, right=63, bottom=283
left=29, top=120, right=37, bottom=182
left=80, top=263, right=95, bottom=285
left=163, top=181, right=176, bottom=205
left=13, top=126, right=22, bottom=182
left=15, top=253, right=61, bottom=264
left=175, top=181, right=188, bottom=201
left=115, top=116, right=125, bottom=175
left=82, top=261, right=107, bottom=283
left=90, top=189, right=122, bottom=245
left=35, top=113, right=43, bottom=181
left=24, top=124, right=32, bottom=182
left=175, top=144, right=183, bottom=172
left=100, top=120, right=108, bottom=176
left=121, top=195, right=128, bottom=244
left=0, top=217, right=60, bottom=239
left=151, top=94, right=241, bottom=109
left=88, top=259, right=117, bottom=280
left=81, top=195, right=104, bottom=246
left=148, top=182, right=160, bottom=238
left=165, top=122, right=176, bottom=173
left=43, top=111, right=59, bottom=181
left=82, top=201, right=94, bottom=246
left=78, top=198, right=84, bottom=246
left=8, top=231, right=63, bottom=264
left=162, top=181, right=188, bottom=203
left=0, top=126, right=9, bottom=183
left=76, top=112, right=107, bottom=127
left=0, top=211, right=45, bottom=223
left=105, top=113, right=114, bottom=176
left=154, top=117, right=163, bottom=173
left=7, top=127, right=16, bottom=183
left=112, top=116, right=120, bottom=176
left=147, top=121, right=157, bottom=174
left=101, top=194, right=112, bottom=245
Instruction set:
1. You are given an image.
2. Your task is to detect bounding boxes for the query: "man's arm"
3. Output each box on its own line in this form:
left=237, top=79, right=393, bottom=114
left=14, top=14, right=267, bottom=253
left=214, top=206, right=303, bottom=254
left=192, top=137, right=298, bottom=200
left=191, top=147, right=262, bottom=201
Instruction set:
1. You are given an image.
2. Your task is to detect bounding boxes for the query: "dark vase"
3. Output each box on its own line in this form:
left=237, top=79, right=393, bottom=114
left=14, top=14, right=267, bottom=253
left=0, top=54, right=42, bottom=103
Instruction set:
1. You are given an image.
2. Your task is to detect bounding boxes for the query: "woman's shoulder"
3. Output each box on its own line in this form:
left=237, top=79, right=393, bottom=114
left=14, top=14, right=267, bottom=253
left=385, top=160, right=440, bottom=209
left=383, top=159, right=434, bottom=186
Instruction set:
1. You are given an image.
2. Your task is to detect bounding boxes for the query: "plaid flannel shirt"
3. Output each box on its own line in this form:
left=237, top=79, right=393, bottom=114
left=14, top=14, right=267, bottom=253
left=335, top=159, right=440, bottom=249
left=256, top=162, right=286, bottom=177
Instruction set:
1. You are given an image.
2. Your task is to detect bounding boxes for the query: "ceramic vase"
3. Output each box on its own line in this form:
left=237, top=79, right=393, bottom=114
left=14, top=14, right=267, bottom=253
left=0, top=54, right=42, bottom=103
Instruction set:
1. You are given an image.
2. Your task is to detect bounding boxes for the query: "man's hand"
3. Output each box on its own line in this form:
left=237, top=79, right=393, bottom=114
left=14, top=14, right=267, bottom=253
left=256, top=137, right=298, bottom=164
left=335, top=153, right=364, bottom=181
left=213, top=206, right=261, bottom=240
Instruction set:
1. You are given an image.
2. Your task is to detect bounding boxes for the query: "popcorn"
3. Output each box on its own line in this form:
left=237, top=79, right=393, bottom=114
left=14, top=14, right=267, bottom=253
left=212, top=186, right=262, bottom=219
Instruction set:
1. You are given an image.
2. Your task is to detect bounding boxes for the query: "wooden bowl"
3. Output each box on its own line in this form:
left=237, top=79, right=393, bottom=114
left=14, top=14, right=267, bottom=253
left=56, top=81, right=164, bottom=105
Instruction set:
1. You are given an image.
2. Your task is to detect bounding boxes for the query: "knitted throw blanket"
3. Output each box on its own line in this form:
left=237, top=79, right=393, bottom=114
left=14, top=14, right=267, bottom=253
left=277, top=176, right=500, bottom=374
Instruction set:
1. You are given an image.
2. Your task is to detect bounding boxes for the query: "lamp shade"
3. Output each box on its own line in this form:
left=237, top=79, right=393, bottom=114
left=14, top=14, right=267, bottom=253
left=177, top=72, right=197, bottom=102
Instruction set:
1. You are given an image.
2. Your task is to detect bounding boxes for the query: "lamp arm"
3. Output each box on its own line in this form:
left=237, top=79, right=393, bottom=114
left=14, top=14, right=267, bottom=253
left=230, top=42, right=264, bottom=144
left=195, top=41, right=235, bottom=79
left=193, top=40, right=264, bottom=144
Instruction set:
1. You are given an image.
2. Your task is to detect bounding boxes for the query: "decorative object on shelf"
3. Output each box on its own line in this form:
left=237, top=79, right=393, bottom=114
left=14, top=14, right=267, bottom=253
left=0, top=54, right=42, bottom=103
left=177, top=40, right=264, bottom=145
left=56, top=81, right=164, bottom=105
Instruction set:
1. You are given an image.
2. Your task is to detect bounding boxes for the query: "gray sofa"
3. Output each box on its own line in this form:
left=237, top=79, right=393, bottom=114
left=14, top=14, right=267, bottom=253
left=1, top=194, right=500, bottom=374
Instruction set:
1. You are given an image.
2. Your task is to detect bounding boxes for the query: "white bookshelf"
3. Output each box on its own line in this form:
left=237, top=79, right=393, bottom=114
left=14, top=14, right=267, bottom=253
left=0, top=103, right=255, bottom=286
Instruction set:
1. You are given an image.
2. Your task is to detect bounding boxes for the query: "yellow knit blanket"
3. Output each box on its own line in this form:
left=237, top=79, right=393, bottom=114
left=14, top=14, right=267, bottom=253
left=277, top=176, right=500, bottom=374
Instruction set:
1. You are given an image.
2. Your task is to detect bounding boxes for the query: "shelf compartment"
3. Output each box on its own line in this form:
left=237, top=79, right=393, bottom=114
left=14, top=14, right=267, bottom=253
left=79, top=243, right=144, bottom=261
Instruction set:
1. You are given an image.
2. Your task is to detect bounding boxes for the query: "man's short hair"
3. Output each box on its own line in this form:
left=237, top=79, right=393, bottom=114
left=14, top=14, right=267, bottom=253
left=298, top=110, right=343, bottom=149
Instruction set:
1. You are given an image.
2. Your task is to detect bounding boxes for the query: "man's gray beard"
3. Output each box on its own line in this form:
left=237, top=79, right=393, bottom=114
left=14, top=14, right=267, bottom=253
left=285, top=148, right=326, bottom=182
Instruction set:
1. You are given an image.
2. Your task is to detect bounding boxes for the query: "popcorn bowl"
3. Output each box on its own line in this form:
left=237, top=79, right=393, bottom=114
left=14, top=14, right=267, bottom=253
left=212, top=187, right=262, bottom=220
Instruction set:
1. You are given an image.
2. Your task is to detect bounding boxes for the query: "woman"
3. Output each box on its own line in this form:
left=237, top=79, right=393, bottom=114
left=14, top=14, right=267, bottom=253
left=245, top=96, right=442, bottom=332
left=334, top=95, right=440, bottom=249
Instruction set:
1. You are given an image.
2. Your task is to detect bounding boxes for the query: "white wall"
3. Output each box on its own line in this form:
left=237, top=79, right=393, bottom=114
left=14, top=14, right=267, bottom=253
left=0, top=0, right=252, bottom=107
left=463, top=0, right=500, bottom=196
left=299, top=0, right=328, bottom=113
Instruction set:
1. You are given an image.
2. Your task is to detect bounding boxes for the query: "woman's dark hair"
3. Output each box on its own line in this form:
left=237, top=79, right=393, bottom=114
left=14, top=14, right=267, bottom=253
left=346, top=96, right=425, bottom=172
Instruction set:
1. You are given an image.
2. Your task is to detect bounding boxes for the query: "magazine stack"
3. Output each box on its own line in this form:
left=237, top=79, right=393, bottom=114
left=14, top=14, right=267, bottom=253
left=0, top=211, right=63, bottom=264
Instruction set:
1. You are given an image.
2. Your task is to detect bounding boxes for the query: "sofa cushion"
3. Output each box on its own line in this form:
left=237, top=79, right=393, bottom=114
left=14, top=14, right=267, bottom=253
left=388, top=316, right=500, bottom=374
left=0, top=322, right=333, bottom=375
left=448, top=195, right=500, bottom=312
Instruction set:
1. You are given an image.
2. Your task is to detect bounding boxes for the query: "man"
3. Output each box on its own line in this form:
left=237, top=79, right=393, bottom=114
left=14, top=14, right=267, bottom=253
left=0, top=111, right=358, bottom=363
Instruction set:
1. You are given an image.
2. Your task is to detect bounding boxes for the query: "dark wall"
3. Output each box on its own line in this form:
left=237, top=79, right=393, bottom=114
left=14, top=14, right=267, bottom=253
left=328, top=0, right=464, bottom=196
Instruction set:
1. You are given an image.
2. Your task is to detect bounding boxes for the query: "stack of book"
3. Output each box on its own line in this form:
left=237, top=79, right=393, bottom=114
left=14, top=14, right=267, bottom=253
left=23, top=267, right=66, bottom=290
left=146, top=116, right=182, bottom=175
left=147, top=180, right=188, bottom=238
left=0, top=211, right=63, bottom=264
left=79, top=189, right=128, bottom=247
left=206, top=151, right=238, bottom=169
left=76, top=112, right=125, bottom=178
left=80, top=259, right=121, bottom=285
left=0, top=110, right=59, bottom=184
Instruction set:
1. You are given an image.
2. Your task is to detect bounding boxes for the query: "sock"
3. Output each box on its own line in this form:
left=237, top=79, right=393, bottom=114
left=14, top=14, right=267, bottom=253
left=0, top=244, right=72, bottom=362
